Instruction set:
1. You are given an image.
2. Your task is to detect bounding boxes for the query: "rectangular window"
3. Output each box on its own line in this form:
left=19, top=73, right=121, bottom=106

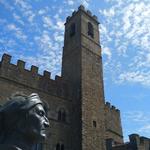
left=70, top=23, right=75, bottom=37
left=93, top=120, right=97, bottom=127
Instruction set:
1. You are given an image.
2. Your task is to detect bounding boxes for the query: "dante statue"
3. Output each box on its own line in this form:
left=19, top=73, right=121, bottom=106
left=0, top=93, right=49, bottom=150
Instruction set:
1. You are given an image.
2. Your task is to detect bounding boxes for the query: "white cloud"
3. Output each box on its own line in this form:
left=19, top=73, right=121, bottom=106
left=54, top=32, right=64, bottom=42
left=27, top=31, right=62, bottom=76
left=138, top=125, right=150, bottom=135
left=15, top=0, right=32, bottom=10
left=81, top=0, right=90, bottom=8
left=123, top=111, right=150, bottom=123
left=38, top=9, right=47, bottom=15
left=55, top=20, right=64, bottom=31
left=102, top=46, right=112, bottom=60
left=117, top=71, right=150, bottom=86
left=0, top=39, right=17, bottom=49
left=53, top=14, right=65, bottom=31
left=14, top=0, right=36, bottom=24
left=0, top=18, right=7, bottom=24
left=7, top=24, right=27, bottom=41
left=7, top=24, right=17, bottom=31
left=66, top=0, right=74, bottom=5
left=100, top=24, right=112, bottom=45
left=13, top=13, right=25, bottom=25
left=0, top=0, right=14, bottom=10
left=28, top=14, right=35, bottom=23
left=122, top=110, right=150, bottom=138
left=99, top=8, right=115, bottom=17
left=34, top=31, right=52, bottom=52
left=43, top=16, right=53, bottom=28
left=99, top=0, right=150, bottom=86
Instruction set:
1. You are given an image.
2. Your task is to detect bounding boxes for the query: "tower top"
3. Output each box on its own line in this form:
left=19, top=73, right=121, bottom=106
left=65, top=5, right=99, bottom=25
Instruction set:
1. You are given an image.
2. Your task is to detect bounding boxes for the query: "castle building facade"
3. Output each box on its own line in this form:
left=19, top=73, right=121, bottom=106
left=0, top=5, right=149, bottom=150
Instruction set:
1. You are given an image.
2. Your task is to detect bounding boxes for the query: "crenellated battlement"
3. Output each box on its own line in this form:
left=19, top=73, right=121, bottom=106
left=129, top=134, right=150, bottom=146
left=65, top=5, right=99, bottom=24
left=106, top=134, right=150, bottom=149
left=0, top=53, right=74, bottom=99
left=105, top=102, right=120, bottom=113
left=0, top=53, right=52, bottom=78
left=105, top=101, right=123, bottom=142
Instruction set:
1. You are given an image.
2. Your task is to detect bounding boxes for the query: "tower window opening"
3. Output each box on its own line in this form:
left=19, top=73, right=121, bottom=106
left=56, top=143, right=60, bottom=150
left=56, top=143, right=65, bottom=150
left=57, top=108, right=66, bottom=122
left=88, top=22, right=94, bottom=38
left=93, top=120, right=97, bottom=128
left=70, top=23, right=76, bottom=37
left=61, top=144, right=64, bottom=150
left=58, top=110, right=62, bottom=121
left=62, top=111, right=66, bottom=122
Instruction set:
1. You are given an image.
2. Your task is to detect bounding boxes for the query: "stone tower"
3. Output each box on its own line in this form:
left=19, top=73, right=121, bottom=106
left=62, top=5, right=106, bottom=150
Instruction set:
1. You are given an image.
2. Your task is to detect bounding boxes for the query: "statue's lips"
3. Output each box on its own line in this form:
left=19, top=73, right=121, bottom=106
left=41, top=129, right=47, bottom=134
left=40, top=129, right=47, bottom=139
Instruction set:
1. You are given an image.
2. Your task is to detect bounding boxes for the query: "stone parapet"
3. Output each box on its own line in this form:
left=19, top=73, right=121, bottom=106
left=0, top=53, right=74, bottom=100
left=65, top=5, right=99, bottom=25
left=105, top=102, right=123, bottom=144
left=105, top=102, right=120, bottom=113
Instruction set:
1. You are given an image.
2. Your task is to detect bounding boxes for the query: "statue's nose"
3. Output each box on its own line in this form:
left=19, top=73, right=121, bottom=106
left=44, top=117, right=50, bottom=128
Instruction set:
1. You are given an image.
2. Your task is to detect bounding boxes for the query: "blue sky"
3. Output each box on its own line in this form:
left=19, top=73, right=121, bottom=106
left=0, top=0, right=150, bottom=141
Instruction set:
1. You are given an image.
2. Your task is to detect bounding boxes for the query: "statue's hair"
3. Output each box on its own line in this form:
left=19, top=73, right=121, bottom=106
left=0, top=93, right=43, bottom=143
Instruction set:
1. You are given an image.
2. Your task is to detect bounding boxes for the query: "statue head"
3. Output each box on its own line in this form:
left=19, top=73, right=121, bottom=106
left=0, top=93, right=49, bottom=145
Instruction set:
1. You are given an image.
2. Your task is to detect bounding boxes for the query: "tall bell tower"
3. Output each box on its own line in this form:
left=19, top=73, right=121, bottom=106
left=62, top=5, right=106, bottom=150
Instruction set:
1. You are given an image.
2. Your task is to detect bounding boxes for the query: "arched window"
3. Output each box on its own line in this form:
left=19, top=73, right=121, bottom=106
left=88, top=22, right=94, bottom=38
left=70, top=23, right=76, bottom=37
left=57, top=108, right=66, bottom=122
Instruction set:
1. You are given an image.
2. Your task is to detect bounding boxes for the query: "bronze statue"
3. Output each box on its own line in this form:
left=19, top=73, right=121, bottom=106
left=0, top=93, right=49, bottom=150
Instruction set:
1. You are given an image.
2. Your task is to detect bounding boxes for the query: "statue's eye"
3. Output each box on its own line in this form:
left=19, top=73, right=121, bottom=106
left=38, top=110, right=44, bottom=116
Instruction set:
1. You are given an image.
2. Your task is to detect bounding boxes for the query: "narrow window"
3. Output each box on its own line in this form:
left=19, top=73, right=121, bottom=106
left=61, top=144, right=64, bottom=150
left=58, top=109, right=66, bottom=122
left=70, top=23, right=75, bottom=37
left=88, top=22, right=94, bottom=38
left=93, top=120, right=97, bottom=128
left=56, top=143, right=60, bottom=150
left=62, top=111, right=66, bottom=122
left=58, top=110, right=61, bottom=121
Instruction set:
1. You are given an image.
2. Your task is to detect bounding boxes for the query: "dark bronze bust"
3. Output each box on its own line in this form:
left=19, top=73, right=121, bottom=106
left=0, top=93, right=49, bottom=150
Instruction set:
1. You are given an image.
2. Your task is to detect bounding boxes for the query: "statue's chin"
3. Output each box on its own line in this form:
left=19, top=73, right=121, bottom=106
left=41, top=134, right=46, bottom=140
left=41, top=130, right=47, bottom=138
left=25, top=130, right=46, bottom=143
left=37, top=132, right=47, bottom=142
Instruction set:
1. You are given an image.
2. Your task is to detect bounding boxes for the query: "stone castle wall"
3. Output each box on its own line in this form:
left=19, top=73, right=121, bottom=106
left=129, top=134, right=150, bottom=150
left=105, top=102, right=123, bottom=144
left=111, top=134, right=150, bottom=150
left=0, top=53, right=74, bottom=100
